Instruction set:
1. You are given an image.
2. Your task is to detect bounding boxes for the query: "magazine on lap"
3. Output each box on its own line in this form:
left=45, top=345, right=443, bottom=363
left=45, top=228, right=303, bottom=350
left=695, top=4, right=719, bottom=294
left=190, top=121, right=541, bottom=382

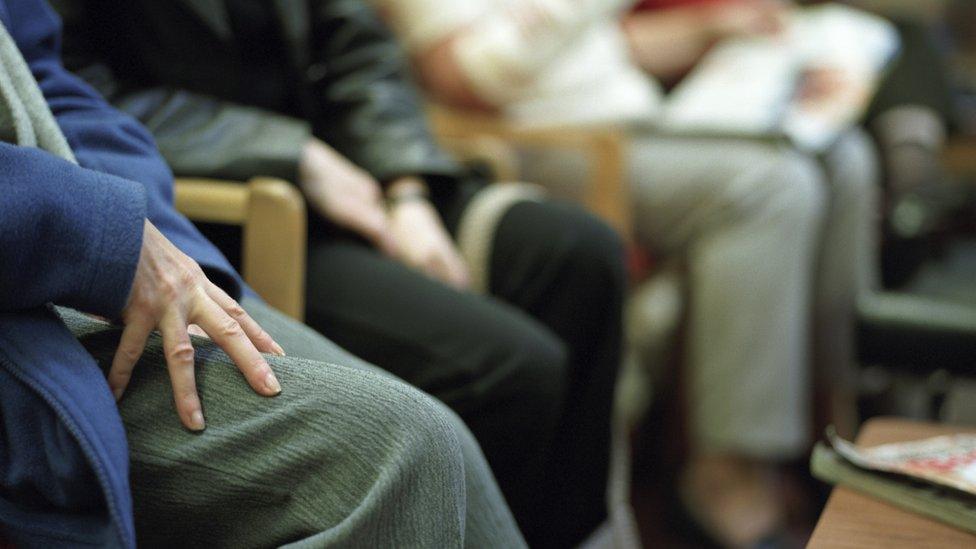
left=658, top=4, right=900, bottom=152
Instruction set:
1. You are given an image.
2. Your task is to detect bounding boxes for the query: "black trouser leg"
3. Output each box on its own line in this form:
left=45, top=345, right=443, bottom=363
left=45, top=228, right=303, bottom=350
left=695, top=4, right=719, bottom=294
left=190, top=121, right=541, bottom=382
left=291, top=193, right=624, bottom=548
left=302, top=236, right=568, bottom=538
left=489, top=201, right=627, bottom=548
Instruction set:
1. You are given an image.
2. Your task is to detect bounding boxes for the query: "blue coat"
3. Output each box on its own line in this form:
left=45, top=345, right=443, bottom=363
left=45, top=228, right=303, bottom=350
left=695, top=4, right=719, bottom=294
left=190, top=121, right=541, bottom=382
left=0, top=1, right=248, bottom=546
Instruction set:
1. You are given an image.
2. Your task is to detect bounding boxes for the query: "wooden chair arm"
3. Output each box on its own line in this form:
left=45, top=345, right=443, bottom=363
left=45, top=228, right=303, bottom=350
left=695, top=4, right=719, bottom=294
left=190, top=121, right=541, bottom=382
left=440, top=134, right=520, bottom=182
left=428, top=105, right=632, bottom=236
left=174, top=177, right=306, bottom=321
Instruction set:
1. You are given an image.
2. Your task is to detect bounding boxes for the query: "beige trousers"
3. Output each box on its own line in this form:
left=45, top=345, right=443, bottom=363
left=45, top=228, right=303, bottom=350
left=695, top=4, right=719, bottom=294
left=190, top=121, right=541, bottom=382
left=521, top=129, right=879, bottom=458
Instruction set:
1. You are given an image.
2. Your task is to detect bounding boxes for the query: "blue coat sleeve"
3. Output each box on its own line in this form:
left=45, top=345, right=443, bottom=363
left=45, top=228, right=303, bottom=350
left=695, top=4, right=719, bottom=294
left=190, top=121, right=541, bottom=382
left=0, top=144, right=147, bottom=317
left=8, top=0, right=176, bottom=210
left=1, top=0, right=245, bottom=314
left=10, top=0, right=244, bottom=297
left=0, top=1, right=148, bottom=317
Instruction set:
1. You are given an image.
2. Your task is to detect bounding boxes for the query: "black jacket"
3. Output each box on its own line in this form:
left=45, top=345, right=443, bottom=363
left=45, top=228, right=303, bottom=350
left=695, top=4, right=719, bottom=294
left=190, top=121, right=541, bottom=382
left=55, top=0, right=465, bottom=187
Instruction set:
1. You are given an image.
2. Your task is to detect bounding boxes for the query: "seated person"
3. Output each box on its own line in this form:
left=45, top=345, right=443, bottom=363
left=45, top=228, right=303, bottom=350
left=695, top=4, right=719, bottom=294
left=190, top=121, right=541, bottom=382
left=632, top=0, right=959, bottom=283
left=371, top=0, right=880, bottom=545
left=0, top=1, right=525, bottom=546
left=56, top=0, right=628, bottom=546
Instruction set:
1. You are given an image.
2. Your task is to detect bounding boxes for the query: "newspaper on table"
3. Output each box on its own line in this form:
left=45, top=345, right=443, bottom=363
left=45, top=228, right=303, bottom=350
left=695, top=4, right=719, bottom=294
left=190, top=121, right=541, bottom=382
left=829, top=428, right=976, bottom=496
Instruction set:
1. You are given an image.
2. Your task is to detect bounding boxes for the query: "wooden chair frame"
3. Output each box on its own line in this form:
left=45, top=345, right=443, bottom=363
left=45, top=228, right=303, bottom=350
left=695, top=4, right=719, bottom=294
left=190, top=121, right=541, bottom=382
left=428, top=105, right=632, bottom=236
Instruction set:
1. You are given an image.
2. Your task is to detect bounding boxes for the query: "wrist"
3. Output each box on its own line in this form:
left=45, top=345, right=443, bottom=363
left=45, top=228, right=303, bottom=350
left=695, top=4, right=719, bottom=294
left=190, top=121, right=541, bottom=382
left=386, top=177, right=430, bottom=208
left=298, top=139, right=323, bottom=187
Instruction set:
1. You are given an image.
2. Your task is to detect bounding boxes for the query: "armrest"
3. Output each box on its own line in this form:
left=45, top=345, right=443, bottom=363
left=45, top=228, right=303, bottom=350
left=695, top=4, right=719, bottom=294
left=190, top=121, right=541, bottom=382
left=857, top=292, right=976, bottom=376
left=174, top=177, right=306, bottom=320
left=440, top=134, right=520, bottom=182
left=428, top=104, right=632, bottom=236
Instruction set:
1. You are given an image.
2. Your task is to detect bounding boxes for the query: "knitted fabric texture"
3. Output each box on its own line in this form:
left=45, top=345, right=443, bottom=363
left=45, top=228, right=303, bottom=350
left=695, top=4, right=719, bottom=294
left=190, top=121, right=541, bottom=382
left=0, top=19, right=75, bottom=161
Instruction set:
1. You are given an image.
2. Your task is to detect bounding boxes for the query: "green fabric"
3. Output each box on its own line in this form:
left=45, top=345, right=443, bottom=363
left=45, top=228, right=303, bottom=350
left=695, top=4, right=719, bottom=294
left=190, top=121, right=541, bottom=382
left=59, top=302, right=526, bottom=548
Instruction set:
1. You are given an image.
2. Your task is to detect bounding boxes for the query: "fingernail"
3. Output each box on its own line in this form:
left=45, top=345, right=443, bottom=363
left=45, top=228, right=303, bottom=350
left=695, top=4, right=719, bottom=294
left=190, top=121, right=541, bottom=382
left=265, top=372, right=282, bottom=394
left=273, top=342, right=286, bottom=357
left=190, top=410, right=205, bottom=431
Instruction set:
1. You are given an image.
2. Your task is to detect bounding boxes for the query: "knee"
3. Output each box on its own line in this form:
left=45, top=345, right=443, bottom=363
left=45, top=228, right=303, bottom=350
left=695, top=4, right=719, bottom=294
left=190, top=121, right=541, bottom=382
left=544, top=204, right=628, bottom=293
left=508, top=323, right=569, bottom=407
left=362, top=373, right=466, bottom=472
left=754, top=150, right=829, bottom=228
left=491, top=322, right=570, bottom=437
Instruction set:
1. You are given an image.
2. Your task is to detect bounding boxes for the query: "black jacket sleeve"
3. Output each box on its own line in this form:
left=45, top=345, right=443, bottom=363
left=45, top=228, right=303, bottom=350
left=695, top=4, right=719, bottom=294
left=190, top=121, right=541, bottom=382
left=307, top=0, right=465, bottom=185
left=114, top=87, right=312, bottom=183
left=54, top=0, right=312, bottom=183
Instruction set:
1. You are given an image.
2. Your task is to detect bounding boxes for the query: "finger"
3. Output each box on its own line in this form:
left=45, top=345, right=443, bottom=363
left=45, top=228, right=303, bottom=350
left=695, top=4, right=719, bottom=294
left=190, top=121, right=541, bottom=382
left=109, top=317, right=153, bottom=400
left=159, top=312, right=205, bottom=431
left=187, top=323, right=208, bottom=339
left=433, top=251, right=470, bottom=290
left=206, top=283, right=284, bottom=356
left=192, top=296, right=281, bottom=397
left=358, top=208, right=399, bottom=257
left=446, top=253, right=472, bottom=290
left=376, top=230, right=400, bottom=258
left=416, top=250, right=444, bottom=282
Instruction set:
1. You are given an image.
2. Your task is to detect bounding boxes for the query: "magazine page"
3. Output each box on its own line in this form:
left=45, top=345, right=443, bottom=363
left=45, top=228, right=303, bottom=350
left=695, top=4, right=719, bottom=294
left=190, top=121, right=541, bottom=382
left=830, top=430, right=976, bottom=496
left=781, top=4, right=901, bottom=151
left=658, top=3, right=899, bottom=152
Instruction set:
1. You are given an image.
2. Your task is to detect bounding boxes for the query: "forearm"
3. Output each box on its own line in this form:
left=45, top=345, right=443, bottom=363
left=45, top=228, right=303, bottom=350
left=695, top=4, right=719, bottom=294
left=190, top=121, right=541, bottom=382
left=310, top=0, right=463, bottom=183
left=438, top=0, right=637, bottom=106
left=0, top=145, right=146, bottom=316
left=622, top=9, right=722, bottom=81
left=116, top=88, right=312, bottom=182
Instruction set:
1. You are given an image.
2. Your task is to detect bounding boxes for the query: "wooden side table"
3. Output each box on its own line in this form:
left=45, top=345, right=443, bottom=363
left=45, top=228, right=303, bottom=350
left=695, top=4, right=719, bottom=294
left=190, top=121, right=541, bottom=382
left=808, top=417, right=976, bottom=548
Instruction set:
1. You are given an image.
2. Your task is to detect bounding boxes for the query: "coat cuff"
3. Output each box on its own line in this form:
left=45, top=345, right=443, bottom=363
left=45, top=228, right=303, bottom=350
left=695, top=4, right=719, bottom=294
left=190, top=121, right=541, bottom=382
left=73, top=173, right=148, bottom=319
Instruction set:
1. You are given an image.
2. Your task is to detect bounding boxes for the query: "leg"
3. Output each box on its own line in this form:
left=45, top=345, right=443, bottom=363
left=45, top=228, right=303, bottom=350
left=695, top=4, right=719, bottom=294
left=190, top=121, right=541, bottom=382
left=60, top=307, right=525, bottom=548
left=302, top=239, right=568, bottom=543
left=488, top=200, right=627, bottom=548
left=241, top=298, right=527, bottom=549
left=626, top=135, right=827, bottom=457
left=814, top=129, right=881, bottom=435
left=523, top=134, right=826, bottom=459
left=520, top=133, right=830, bottom=544
left=631, top=135, right=828, bottom=544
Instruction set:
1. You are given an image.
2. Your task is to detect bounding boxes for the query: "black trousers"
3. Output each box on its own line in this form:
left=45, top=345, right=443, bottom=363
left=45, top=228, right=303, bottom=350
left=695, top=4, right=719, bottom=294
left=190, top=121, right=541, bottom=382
left=302, top=187, right=626, bottom=548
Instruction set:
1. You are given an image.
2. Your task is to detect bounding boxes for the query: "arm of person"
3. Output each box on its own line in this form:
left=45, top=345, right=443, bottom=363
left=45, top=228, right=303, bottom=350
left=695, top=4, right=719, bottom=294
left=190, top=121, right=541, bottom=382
left=0, top=144, right=146, bottom=317
left=373, top=0, right=637, bottom=109
left=17, top=1, right=248, bottom=296
left=5, top=0, right=285, bottom=430
left=115, top=88, right=313, bottom=183
left=623, top=0, right=786, bottom=82
left=622, top=6, right=730, bottom=82
left=308, top=0, right=464, bottom=184
left=304, top=0, right=471, bottom=288
left=54, top=0, right=314, bottom=183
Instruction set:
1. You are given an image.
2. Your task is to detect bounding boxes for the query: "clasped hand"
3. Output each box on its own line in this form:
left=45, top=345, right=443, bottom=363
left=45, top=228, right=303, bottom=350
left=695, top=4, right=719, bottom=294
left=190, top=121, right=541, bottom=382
left=299, top=139, right=470, bottom=290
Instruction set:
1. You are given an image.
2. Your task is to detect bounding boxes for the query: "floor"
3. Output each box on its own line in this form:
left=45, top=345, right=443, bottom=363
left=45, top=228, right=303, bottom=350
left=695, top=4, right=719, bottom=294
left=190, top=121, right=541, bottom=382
left=626, top=398, right=831, bottom=548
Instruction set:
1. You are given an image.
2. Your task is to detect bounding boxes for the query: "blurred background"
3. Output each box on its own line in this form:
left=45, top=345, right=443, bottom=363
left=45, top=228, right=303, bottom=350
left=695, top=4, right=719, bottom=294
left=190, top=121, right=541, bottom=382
left=625, top=0, right=976, bottom=545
